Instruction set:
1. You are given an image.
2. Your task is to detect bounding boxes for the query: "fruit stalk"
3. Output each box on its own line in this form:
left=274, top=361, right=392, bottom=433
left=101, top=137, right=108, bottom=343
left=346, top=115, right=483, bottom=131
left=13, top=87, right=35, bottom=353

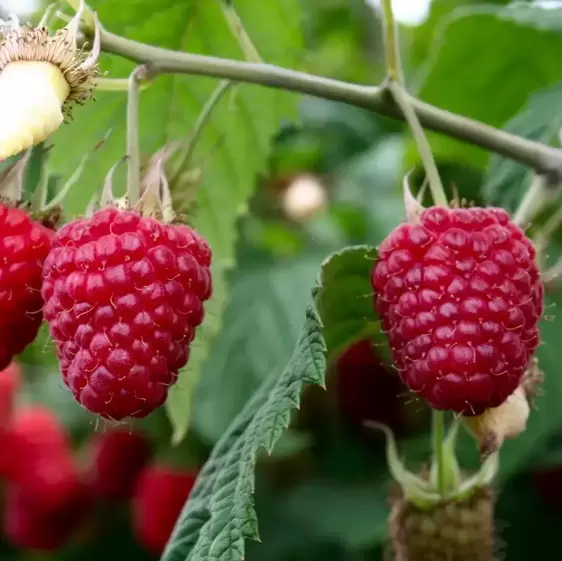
left=169, top=79, right=233, bottom=184
left=379, top=0, right=403, bottom=84
left=432, top=410, right=446, bottom=495
left=92, top=24, right=562, bottom=175
left=127, top=66, right=144, bottom=207
left=220, top=1, right=262, bottom=63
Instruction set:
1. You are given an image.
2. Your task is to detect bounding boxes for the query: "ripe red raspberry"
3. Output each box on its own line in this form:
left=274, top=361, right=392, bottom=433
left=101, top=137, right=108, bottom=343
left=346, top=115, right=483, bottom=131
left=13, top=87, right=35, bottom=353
left=6, top=406, right=83, bottom=513
left=133, top=465, right=197, bottom=555
left=3, top=478, right=91, bottom=551
left=0, top=361, right=20, bottom=427
left=334, top=339, right=407, bottom=430
left=41, top=206, right=212, bottom=420
left=0, top=361, right=21, bottom=476
left=371, top=206, right=543, bottom=415
left=0, top=204, right=52, bottom=370
left=88, top=428, right=152, bottom=501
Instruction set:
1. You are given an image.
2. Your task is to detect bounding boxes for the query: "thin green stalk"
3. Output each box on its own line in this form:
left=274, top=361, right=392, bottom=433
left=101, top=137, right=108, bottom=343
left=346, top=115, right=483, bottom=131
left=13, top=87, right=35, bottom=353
left=389, top=81, right=448, bottom=207
left=127, top=67, right=143, bottom=207
left=96, top=28, right=562, bottom=175
left=170, top=80, right=234, bottom=182
left=380, top=0, right=403, bottom=83
left=432, top=410, right=447, bottom=496
left=220, top=1, right=262, bottom=63
left=96, top=77, right=152, bottom=91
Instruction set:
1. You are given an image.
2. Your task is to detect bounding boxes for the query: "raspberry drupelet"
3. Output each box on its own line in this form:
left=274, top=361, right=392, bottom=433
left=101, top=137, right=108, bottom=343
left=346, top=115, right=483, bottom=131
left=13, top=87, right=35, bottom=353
left=371, top=206, right=543, bottom=416
left=0, top=204, right=53, bottom=370
left=41, top=206, right=212, bottom=421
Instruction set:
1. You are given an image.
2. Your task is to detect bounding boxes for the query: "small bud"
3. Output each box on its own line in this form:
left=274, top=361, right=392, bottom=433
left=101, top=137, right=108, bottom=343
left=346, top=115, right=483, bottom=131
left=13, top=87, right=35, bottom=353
left=0, top=1, right=100, bottom=160
left=463, top=385, right=530, bottom=458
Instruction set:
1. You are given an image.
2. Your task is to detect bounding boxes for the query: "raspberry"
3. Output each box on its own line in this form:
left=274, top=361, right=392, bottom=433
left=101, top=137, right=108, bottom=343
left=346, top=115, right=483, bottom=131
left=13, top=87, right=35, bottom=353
left=532, top=466, right=562, bottom=511
left=41, top=206, right=212, bottom=420
left=133, top=465, right=197, bottom=555
left=3, top=478, right=91, bottom=551
left=88, top=428, right=152, bottom=501
left=0, top=361, right=20, bottom=427
left=334, top=339, right=407, bottom=431
left=0, top=204, right=52, bottom=370
left=0, top=361, right=20, bottom=476
left=371, top=206, right=543, bottom=415
left=5, top=406, right=83, bottom=513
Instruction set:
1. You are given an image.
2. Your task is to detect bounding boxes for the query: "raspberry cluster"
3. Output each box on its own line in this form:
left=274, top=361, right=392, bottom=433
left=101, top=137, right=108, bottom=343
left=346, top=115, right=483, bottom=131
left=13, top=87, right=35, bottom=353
left=371, top=206, right=543, bottom=415
left=133, top=465, right=197, bottom=554
left=41, top=207, right=212, bottom=421
left=0, top=365, right=198, bottom=554
left=1, top=403, right=91, bottom=551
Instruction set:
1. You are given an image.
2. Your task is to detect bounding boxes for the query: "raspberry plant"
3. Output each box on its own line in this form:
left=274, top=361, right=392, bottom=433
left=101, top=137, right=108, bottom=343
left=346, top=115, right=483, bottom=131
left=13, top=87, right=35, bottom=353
left=2, top=0, right=562, bottom=560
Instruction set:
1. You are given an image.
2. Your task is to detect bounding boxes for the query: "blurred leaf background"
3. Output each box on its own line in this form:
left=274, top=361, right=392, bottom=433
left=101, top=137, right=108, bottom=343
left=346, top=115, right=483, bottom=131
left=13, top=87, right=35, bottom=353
left=3, top=0, right=562, bottom=560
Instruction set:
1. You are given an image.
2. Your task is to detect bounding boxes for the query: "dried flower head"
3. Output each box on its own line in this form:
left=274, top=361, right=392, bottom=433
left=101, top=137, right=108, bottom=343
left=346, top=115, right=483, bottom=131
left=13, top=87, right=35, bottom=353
left=0, top=0, right=100, bottom=160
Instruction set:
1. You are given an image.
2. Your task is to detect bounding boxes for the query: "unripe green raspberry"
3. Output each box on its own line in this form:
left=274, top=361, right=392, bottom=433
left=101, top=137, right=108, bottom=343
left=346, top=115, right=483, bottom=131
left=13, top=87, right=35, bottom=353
left=388, top=486, right=497, bottom=561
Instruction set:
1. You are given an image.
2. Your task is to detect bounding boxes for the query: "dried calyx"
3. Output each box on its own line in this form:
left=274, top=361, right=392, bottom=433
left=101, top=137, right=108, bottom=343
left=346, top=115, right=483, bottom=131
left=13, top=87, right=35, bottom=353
left=462, top=357, right=543, bottom=458
left=0, top=148, right=63, bottom=228
left=0, top=0, right=100, bottom=160
left=93, top=145, right=183, bottom=223
left=95, top=140, right=202, bottom=223
left=0, top=135, right=107, bottom=227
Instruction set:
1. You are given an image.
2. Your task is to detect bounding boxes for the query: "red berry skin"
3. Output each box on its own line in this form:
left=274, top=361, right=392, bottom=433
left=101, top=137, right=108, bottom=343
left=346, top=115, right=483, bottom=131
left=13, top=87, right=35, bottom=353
left=88, top=429, right=152, bottom=501
left=41, top=207, right=213, bottom=420
left=0, top=361, right=20, bottom=427
left=3, top=478, right=91, bottom=552
left=371, top=206, right=543, bottom=415
left=5, top=406, right=81, bottom=513
left=0, top=205, right=52, bottom=370
left=334, top=339, right=406, bottom=431
left=133, top=465, right=197, bottom=555
left=531, top=466, right=562, bottom=511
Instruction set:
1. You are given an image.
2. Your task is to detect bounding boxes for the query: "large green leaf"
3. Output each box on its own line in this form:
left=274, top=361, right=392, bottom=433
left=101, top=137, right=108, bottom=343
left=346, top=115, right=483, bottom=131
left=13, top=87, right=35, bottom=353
left=274, top=477, right=388, bottom=550
left=51, top=0, right=302, bottom=441
left=497, top=291, right=562, bottom=482
left=481, top=81, right=562, bottom=211
left=162, top=307, right=325, bottom=561
left=192, top=253, right=323, bottom=444
left=161, top=246, right=380, bottom=561
left=192, top=244, right=388, bottom=445
left=407, top=4, right=562, bottom=170
left=404, top=0, right=512, bottom=71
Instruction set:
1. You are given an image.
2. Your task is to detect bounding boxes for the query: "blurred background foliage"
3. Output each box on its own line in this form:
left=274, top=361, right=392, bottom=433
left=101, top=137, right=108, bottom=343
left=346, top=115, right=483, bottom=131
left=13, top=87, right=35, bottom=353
left=3, top=0, right=562, bottom=560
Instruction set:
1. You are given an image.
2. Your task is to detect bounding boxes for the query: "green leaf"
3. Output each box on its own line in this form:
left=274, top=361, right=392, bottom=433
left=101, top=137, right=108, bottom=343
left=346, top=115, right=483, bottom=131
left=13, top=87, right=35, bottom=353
left=497, top=292, right=562, bottom=482
left=406, top=4, right=562, bottom=171
left=316, top=245, right=388, bottom=363
left=275, top=477, right=388, bottom=549
left=481, top=81, right=562, bottom=211
left=162, top=305, right=325, bottom=561
left=404, top=0, right=512, bottom=72
left=161, top=246, right=380, bottom=561
left=192, top=245, right=388, bottom=445
left=50, top=0, right=303, bottom=442
left=192, top=253, right=323, bottom=444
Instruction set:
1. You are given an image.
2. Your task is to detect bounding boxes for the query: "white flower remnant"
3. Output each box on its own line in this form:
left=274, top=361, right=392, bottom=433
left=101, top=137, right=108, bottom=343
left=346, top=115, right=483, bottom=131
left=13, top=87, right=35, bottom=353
left=0, top=0, right=100, bottom=160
